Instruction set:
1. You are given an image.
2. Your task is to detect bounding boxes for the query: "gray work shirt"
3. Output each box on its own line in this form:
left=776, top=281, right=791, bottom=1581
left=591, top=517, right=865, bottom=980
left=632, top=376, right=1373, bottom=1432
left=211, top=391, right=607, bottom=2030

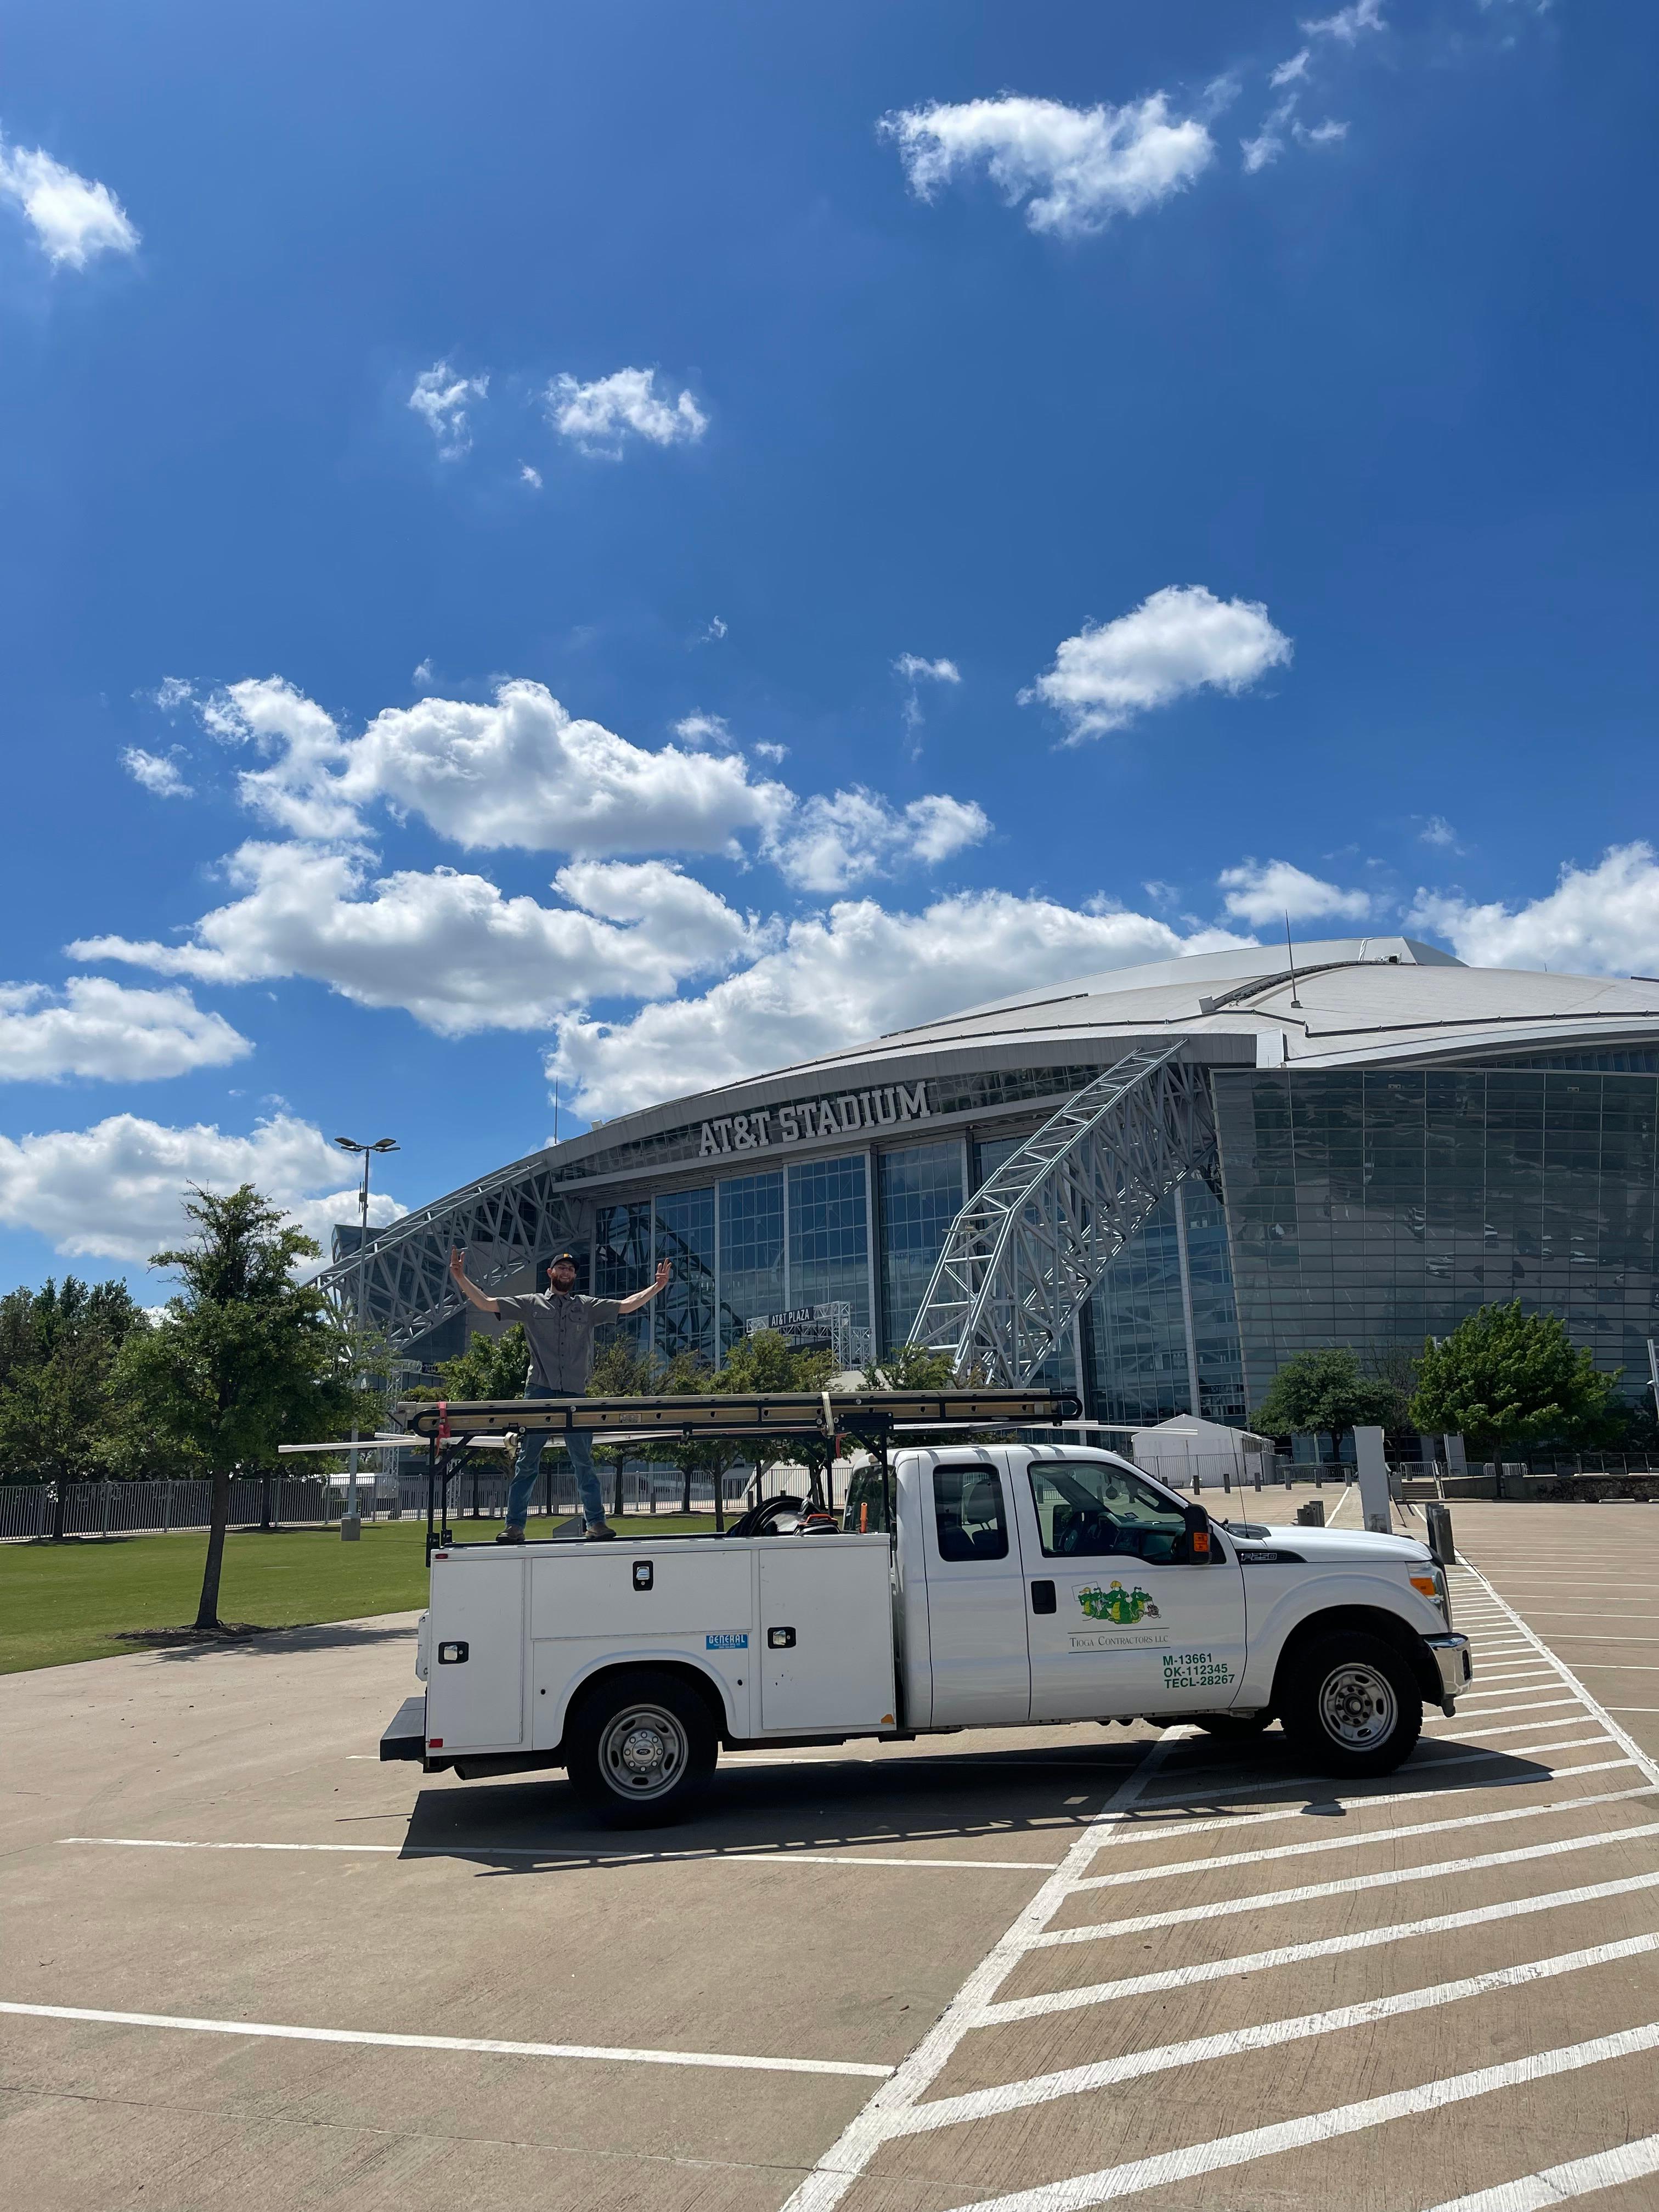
left=494, top=1290, right=623, bottom=1394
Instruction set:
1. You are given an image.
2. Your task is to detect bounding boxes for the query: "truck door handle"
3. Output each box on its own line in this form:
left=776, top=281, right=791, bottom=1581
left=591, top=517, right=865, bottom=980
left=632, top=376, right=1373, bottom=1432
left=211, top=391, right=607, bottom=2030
left=768, top=1626, right=796, bottom=1649
left=437, top=1641, right=469, bottom=1664
left=1030, top=1581, right=1056, bottom=1615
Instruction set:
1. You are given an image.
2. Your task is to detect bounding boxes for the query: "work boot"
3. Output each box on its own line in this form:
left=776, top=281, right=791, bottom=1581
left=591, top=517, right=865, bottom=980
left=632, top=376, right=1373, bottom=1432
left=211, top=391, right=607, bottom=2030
left=583, top=1522, right=617, bottom=1542
left=495, top=1527, right=526, bottom=1545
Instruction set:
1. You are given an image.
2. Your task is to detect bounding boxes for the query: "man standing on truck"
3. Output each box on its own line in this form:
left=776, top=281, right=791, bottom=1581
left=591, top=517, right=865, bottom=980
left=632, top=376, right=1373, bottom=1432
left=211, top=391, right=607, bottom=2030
left=447, top=1246, right=670, bottom=1542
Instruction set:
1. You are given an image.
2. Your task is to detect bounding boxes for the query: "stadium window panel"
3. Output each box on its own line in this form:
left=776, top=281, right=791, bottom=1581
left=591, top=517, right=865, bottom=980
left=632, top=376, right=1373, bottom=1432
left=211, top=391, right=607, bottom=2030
left=877, top=1141, right=964, bottom=1353
left=717, top=1170, right=785, bottom=1358
left=787, top=1154, right=871, bottom=1333
left=653, top=1187, right=717, bottom=1370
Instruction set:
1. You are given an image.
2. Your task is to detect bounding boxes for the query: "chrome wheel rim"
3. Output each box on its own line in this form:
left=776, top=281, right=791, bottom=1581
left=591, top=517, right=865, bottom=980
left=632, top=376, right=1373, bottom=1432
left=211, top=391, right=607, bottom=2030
left=597, top=1703, right=687, bottom=1799
left=1317, top=1662, right=1397, bottom=1749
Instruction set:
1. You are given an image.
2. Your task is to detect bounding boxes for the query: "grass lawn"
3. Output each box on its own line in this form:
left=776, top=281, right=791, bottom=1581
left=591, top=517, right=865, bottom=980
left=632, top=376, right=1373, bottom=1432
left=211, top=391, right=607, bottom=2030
left=0, top=1511, right=721, bottom=1675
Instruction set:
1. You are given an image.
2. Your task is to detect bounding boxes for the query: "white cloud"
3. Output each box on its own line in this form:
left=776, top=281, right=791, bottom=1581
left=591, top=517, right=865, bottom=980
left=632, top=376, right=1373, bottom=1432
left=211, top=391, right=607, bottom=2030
left=194, top=676, right=792, bottom=856
left=1302, top=0, right=1385, bottom=42
left=0, top=137, right=138, bottom=268
left=702, top=616, right=728, bottom=642
left=764, top=789, right=989, bottom=893
left=408, top=362, right=488, bottom=459
left=0, top=1112, right=403, bottom=1265
left=0, top=979, right=250, bottom=1084
left=550, top=891, right=1249, bottom=1119
left=121, top=747, right=193, bottom=799
left=1407, top=845, right=1659, bottom=976
left=1024, top=584, right=1293, bottom=742
left=753, top=741, right=787, bottom=763
left=547, top=368, right=707, bottom=456
left=894, top=654, right=961, bottom=686
left=412, top=659, right=433, bottom=686
left=151, top=676, right=194, bottom=712
left=1271, top=49, right=1312, bottom=86
left=1419, top=815, right=1460, bottom=850
left=520, top=463, right=543, bottom=489
left=673, top=712, right=734, bottom=749
left=1299, top=118, right=1349, bottom=146
left=1243, top=100, right=1297, bottom=172
left=1218, top=859, right=1371, bottom=927
left=881, top=93, right=1215, bottom=238
left=70, top=843, right=762, bottom=1037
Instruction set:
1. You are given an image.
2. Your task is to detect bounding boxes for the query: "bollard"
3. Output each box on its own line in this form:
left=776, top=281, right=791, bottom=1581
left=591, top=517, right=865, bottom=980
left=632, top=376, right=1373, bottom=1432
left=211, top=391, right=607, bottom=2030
left=1425, top=1501, right=1455, bottom=1566
left=1296, top=1499, right=1326, bottom=1528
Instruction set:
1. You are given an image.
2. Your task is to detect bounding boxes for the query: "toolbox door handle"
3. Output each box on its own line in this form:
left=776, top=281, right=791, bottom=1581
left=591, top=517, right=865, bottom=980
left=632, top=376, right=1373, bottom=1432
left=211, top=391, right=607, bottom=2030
left=767, top=1626, right=796, bottom=1649
left=437, top=1641, right=470, bottom=1664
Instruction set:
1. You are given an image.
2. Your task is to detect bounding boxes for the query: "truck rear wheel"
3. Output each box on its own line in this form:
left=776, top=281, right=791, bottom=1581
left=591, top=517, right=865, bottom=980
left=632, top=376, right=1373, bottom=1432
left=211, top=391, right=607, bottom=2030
left=565, top=1672, right=716, bottom=1827
left=1280, top=1632, right=1421, bottom=1777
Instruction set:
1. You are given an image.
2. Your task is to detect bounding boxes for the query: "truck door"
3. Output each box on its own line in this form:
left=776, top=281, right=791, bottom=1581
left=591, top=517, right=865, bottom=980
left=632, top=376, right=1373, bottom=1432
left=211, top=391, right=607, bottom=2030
left=921, top=1459, right=1031, bottom=1725
left=1009, top=1454, right=1246, bottom=1722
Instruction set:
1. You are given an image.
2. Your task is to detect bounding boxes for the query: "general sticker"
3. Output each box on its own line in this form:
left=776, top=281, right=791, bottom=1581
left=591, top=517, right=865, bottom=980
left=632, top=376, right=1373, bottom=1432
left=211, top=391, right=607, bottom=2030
left=706, top=1632, right=749, bottom=1651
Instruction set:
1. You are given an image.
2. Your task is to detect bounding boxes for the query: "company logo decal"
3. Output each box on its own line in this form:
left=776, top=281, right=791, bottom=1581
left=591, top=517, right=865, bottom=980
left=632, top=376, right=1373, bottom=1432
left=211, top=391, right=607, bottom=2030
left=1066, top=1579, right=1171, bottom=1651
left=1078, top=1581, right=1160, bottom=1626
left=706, top=1632, right=749, bottom=1650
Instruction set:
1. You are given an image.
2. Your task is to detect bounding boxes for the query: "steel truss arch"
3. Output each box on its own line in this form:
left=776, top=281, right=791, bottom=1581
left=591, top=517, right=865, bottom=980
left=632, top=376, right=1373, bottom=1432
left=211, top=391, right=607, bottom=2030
left=314, top=1154, right=585, bottom=1355
left=909, top=1043, right=1217, bottom=1385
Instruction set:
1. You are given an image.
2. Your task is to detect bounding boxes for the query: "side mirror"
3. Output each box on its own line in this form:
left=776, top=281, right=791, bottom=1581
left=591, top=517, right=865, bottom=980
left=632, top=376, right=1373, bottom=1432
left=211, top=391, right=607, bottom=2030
left=1183, top=1502, right=1212, bottom=1563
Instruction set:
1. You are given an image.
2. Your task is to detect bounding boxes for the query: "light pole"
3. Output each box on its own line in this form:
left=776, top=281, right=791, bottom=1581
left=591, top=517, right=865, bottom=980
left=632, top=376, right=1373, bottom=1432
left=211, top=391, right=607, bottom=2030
left=334, top=1136, right=399, bottom=1539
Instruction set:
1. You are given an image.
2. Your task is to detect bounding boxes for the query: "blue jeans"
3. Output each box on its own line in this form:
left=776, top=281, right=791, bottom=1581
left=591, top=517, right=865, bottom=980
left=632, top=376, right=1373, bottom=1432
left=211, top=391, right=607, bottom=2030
left=505, top=1388, right=605, bottom=1530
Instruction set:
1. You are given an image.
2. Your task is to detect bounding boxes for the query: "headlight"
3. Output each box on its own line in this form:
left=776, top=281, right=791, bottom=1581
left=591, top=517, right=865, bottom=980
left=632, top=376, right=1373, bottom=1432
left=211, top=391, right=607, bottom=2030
left=1410, top=1569, right=1453, bottom=1628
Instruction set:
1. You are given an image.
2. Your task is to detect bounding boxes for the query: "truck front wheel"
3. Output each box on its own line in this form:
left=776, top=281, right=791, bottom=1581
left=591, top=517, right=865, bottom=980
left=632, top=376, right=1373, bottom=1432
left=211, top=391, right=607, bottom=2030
left=1280, top=1632, right=1421, bottom=1777
left=566, top=1672, right=716, bottom=1827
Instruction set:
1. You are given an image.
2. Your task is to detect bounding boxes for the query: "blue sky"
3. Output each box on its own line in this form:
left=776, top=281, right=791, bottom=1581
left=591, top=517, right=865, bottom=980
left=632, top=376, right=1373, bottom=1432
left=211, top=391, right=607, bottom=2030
left=1, top=0, right=1654, bottom=1295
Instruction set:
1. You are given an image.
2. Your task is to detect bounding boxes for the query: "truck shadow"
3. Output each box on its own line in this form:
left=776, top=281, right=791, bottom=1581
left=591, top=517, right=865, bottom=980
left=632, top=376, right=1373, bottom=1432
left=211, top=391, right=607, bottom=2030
left=395, top=1731, right=1566, bottom=1873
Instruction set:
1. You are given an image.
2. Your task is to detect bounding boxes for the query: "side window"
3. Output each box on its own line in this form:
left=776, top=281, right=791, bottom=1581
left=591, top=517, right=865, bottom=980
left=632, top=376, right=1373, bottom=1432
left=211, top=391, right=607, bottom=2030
left=1027, top=1462, right=1189, bottom=1564
left=932, top=1466, right=1010, bottom=1562
left=843, top=1466, right=890, bottom=1534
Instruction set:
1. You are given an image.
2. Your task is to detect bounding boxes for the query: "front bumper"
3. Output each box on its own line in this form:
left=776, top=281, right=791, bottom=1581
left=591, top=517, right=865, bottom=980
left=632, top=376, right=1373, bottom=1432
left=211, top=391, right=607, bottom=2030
left=1424, top=1632, right=1474, bottom=1714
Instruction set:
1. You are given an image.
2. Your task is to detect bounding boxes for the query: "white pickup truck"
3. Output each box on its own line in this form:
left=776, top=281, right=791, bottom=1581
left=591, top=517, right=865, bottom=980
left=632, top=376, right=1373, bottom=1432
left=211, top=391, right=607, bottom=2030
left=382, top=1436, right=1471, bottom=1825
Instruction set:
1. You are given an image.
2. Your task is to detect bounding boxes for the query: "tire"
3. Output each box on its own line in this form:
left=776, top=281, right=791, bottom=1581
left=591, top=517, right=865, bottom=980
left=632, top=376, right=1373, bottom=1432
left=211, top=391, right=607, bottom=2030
left=1279, top=1631, right=1422, bottom=1777
left=565, top=1671, right=717, bottom=1827
left=1193, top=1712, right=1273, bottom=1740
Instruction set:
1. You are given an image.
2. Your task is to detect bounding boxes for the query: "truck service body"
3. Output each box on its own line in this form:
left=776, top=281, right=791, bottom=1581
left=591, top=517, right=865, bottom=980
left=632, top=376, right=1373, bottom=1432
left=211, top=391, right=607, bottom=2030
left=383, top=1408, right=1471, bottom=1824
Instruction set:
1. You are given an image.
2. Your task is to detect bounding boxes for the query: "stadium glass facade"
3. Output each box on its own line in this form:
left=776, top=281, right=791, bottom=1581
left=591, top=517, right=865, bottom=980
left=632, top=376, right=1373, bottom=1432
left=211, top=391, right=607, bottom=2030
left=1213, top=1063, right=1659, bottom=1407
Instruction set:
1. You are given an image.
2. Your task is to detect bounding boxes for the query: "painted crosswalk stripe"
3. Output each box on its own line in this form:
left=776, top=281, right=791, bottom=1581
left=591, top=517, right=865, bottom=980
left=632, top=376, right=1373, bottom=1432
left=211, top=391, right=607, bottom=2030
left=896, top=1931, right=1659, bottom=2137
left=0, top=2000, right=893, bottom=2077
left=1071, top=1787, right=1655, bottom=1893
left=946, top=2018, right=1659, bottom=2212
left=1086, top=1757, right=1635, bottom=1854
left=980, top=1865, right=1659, bottom=2025
left=1031, top=1816, right=1659, bottom=1947
left=1421, top=2128, right=1659, bottom=2212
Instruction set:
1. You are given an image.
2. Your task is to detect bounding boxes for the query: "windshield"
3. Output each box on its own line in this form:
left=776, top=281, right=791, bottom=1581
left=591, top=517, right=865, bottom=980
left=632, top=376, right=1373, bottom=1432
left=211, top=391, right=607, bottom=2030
left=1026, top=1460, right=1192, bottom=1565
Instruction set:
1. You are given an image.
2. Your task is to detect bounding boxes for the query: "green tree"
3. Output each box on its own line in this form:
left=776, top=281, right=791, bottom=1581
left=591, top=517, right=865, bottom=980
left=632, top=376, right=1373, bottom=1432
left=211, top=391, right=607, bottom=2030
left=1254, top=1346, right=1407, bottom=1457
left=1409, top=1302, right=1617, bottom=1458
left=113, top=1185, right=371, bottom=1629
left=864, top=1341, right=957, bottom=1389
left=0, top=1276, right=149, bottom=1489
left=436, top=1324, right=532, bottom=1401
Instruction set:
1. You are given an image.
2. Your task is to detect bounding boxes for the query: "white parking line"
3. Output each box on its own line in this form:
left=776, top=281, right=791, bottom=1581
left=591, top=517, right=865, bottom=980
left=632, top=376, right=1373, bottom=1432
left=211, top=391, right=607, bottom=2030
left=1124, top=1737, right=1615, bottom=1818
left=57, top=1836, right=1055, bottom=1874
left=1071, top=1787, right=1655, bottom=1891
left=776, top=1732, right=1182, bottom=2212
left=946, top=2018, right=1659, bottom=2212
left=1427, top=1715, right=1603, bottom=1742
left=980, top=1867, right=1659, bottom=2025
left=1030, top=1818, right=1659, bottom=1948
left=1427, top=1698, right=1580, bottom=1722
left=1422, top=2128, right=1659, bottom=2212
left=1088, top=1757, right=1635, bottom=1852
left=0, top=2000, right=892, bottom=2078
left=895, top=1931, right=1659, bottom=2137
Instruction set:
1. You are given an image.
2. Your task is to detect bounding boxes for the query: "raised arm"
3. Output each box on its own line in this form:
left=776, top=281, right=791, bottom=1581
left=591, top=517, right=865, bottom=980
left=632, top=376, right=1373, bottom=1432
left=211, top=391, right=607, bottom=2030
left=617, top=1259, right=672, bottom=1316
left=449, top=1245, right=500, bottom=1316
